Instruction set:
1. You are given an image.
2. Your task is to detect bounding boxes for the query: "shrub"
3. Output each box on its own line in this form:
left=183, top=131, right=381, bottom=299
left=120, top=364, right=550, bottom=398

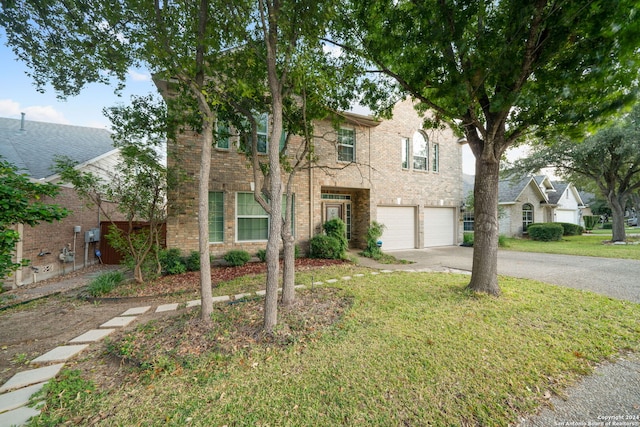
left=360, top=221, right=386, bottom=259
left=583, top=215, right=600, bottom=231
left=256, top=249, right=267, bottom=262
left=602, top=222, right=613, bottom=230
left=527, top=223, right=564, bottom=241
left=223, top=250, right=251, bottom=267
left=462, top=232, right=507, bottom=247
left=323, top=218, right=348, bottom=255
left=87, top=270, right=125, bottom=297
left=309, top=234, right=343, bottom=259
left=183, top=251, right=200, bottom=272
left=557, top=222, right=584, bottom=236
left=159, top=248, right=186, bottom=275
left=462, top=232, right=474, bottom=247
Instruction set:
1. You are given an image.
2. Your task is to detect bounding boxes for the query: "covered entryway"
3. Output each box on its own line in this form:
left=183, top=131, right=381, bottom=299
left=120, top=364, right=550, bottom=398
left=377, top=206, right=416, bottom=250
left=424, top=207, right=455, bottom=247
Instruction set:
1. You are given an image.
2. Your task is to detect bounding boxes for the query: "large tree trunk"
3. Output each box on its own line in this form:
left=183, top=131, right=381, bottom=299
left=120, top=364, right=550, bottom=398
left=281, top=228, right=295, bottom=306
left=609, top=194, right=627, bottom=242
left=467, top=155, right=501, bottom=296
left=197, top=120, right=214, bottom=323
left=264, top=175, right=283, bottom=332
left=281, top=183, right=296, bottom=306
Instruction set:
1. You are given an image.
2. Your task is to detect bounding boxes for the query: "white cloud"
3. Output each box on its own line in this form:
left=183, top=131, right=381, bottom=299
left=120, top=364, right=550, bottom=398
left=322, top=42, right=343, bottom=58
left=0, top=99, right=21, bottom=116
left=0, top=99, right=69, bottom=124
left=128, top=69, right=151, bottom=82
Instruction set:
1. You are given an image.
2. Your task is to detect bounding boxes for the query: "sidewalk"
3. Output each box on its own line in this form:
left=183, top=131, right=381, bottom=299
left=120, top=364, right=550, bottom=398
left=1, top=265, right=122, bottom=310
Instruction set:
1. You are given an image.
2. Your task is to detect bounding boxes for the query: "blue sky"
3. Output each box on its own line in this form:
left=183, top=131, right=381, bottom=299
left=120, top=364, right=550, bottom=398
left=1, top=39, right=480, bottom=174
left=0, top=41, right=157, bottom=129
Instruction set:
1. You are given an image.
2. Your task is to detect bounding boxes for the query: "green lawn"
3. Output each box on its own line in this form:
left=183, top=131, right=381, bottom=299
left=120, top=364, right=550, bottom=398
left=31, top=267, right=640, bottom=426
left=502, top=234, right=640, bottom=259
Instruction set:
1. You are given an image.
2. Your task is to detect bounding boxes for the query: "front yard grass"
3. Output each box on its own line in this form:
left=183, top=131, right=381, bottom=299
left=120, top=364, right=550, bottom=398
left=31, top=269, right=640, bottom=426
left=503, top=234, right=640, bottom=259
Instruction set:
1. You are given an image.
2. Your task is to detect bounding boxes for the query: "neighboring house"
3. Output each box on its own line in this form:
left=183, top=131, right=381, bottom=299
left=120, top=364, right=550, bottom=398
left=158, top=95, right=466, bottom=255
left=498, top=175, right=589, bottom=237
left=462, top=174, right=591, bottom=236
left=0, top=115, right=120, bottom=288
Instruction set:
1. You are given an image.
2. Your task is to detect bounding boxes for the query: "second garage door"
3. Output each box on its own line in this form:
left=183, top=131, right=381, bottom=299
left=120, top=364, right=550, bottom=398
left=424, top=207, right=455, bottom=247
left=377, top=206, right=416, bottom=250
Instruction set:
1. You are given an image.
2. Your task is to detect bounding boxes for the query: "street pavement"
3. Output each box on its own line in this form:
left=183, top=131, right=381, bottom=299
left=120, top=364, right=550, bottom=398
left=383, top=245, right=640, bottom=303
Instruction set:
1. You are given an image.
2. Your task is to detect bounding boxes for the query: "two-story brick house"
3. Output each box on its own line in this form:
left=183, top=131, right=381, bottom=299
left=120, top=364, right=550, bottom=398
left=161, top=96, right=464, bottom=256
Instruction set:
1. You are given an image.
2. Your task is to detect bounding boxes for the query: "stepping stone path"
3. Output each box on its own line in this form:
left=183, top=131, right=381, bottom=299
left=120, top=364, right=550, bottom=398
left=0, top=268, right=409, bottom=425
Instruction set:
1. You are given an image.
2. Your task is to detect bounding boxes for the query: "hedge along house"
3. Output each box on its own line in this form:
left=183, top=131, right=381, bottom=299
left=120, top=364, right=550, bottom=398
left=156, top=85, right=466, bottom=256
left=0, top=116, right=121, bottom=288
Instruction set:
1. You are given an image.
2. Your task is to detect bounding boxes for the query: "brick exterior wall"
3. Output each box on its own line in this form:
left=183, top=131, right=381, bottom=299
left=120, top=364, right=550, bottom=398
left=165, top=99, right=464, bottom=256
left=6, top=186, right=113, bottom=288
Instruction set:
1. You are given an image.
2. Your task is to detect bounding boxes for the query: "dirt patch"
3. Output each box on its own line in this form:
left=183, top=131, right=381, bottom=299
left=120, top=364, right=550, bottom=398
left=0, top=259, right=351, bottom=386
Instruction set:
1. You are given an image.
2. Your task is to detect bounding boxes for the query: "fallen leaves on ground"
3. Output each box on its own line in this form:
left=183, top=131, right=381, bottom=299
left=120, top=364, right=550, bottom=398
left=105, top=258, right=349, bottom=298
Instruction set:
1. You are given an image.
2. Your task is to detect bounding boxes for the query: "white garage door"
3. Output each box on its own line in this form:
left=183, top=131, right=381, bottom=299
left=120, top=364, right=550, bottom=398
left=424, top=207, right=455, bottom=247
left=555, top=210, right=576, bottom=224
left=377, top=206, right=416, bottom=250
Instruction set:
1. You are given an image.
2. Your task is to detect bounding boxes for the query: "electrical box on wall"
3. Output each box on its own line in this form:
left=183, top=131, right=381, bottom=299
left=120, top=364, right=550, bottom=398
left=84, top=228, right=101, bottom=243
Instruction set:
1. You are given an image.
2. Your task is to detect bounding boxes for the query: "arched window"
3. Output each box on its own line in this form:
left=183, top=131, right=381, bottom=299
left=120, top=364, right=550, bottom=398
left=522, top=203, right=534, bottom=232
left=413, top=131, right=428, bottom=171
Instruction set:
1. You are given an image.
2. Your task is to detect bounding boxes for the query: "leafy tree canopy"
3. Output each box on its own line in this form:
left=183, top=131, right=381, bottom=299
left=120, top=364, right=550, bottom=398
left=0, top=158, right=69, bottom=280
left=333, top=0, right=640, bottom=295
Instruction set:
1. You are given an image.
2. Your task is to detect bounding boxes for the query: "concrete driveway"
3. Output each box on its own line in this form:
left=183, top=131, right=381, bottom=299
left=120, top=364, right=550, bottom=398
left=385, top=246, right=640, bottom=303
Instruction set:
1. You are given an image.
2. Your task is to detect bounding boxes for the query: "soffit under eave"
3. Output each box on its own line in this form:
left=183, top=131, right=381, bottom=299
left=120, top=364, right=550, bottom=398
left=333, top=111, right=381, bottom=128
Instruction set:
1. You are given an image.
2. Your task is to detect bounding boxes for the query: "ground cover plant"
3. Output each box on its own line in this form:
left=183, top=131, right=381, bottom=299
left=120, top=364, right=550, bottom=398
left=85, top=271, right=126, bottom=297
left=503, top=235, right=640, bottom=259
left=29, top=269, right=640, bottom=426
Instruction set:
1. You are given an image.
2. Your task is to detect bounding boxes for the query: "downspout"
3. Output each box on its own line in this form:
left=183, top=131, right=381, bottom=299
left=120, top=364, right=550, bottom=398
left=309, top=158, right=314, bottom=241
left=14, top=224, right=23, bottom=288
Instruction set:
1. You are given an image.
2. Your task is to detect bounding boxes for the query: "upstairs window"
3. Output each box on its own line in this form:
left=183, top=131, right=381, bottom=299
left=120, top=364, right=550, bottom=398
left=240, top=113, right=286, bottom=154
left=432, top=143, right=439, bottom=172
left=215, top=121, right=230, bottom=149
left=413, top=131, right=428, bottom=171
left=401, top=138, right=409, bottom=169
left=338, top=128, right=355, bottom=162
left=256, top=113, right=268, bottom=154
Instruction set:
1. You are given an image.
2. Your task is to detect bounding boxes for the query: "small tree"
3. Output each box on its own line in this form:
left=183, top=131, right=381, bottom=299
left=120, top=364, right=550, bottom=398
left=0, top=158, right=68, bottom=282
left=55, top=96, right=170, bottom=282
left=583, top=216, right=600, bottom=231
left=360, top=221, right=386, bottom=259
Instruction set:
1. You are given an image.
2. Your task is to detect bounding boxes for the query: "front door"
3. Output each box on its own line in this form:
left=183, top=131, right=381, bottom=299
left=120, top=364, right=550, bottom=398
left=325, top=203, right=343, bottom=222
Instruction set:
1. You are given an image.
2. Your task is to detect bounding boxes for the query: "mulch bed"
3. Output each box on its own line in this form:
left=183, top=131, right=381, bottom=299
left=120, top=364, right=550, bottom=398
left=103, top=258, right=350, bottom=298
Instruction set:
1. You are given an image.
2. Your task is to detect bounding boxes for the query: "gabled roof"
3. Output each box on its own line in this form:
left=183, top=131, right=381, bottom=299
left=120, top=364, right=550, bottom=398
left=547, top=182, right=568, bottom=204
left=0, top=117, right=115, bottom=180
left=549, top=181, right=586, bottom=206
left=462, top=174, right=474, bottom=197
left=498, top=174, right=549, bottom=204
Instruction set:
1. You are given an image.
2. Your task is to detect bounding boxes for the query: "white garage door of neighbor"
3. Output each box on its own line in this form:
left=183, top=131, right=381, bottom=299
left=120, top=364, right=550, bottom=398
left=555, top=210, right=576, bottom=224
left=424, top=207, right=455, bottom=247
left=377, top=206, right=416, bottom=250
